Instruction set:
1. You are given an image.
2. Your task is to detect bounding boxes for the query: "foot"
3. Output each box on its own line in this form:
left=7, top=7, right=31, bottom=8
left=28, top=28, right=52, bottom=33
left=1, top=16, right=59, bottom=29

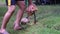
left=0, top=29, right=9, bottom=34
left=13, top=23, right=23, bottom=30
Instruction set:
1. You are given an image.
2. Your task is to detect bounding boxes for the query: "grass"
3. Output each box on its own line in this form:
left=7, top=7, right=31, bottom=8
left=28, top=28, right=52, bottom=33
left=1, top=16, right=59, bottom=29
left=0, top=0, right=5, bottom=2
left=0, top=5, right=60, bottom=34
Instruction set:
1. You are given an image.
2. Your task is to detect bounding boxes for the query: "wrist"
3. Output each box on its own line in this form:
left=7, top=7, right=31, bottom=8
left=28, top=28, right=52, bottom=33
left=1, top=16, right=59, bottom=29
left=29, top=3, right=33, bottom=5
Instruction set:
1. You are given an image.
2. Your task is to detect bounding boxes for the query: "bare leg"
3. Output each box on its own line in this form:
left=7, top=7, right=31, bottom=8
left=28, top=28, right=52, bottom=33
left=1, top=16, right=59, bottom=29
left=0, top=5, right=15, bottom=32
left=14, top=1, right=26, bottom=30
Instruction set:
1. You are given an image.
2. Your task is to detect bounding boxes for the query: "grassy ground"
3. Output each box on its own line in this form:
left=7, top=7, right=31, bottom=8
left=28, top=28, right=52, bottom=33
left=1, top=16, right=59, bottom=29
left=0, top=0, right=5, bottom=2
left=0, top=5, right=60, bottom=34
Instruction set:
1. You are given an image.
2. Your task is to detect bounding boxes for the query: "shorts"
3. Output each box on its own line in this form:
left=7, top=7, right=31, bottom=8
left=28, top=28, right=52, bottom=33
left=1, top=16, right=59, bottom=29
left=6, top=0, right=24, bottom=6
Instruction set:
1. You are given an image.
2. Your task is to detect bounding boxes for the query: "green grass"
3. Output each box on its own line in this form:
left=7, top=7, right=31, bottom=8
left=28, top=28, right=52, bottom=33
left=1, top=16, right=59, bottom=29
left=0, top=5, right=60, bottom=34
left=0, top=0, right=5, bottom=2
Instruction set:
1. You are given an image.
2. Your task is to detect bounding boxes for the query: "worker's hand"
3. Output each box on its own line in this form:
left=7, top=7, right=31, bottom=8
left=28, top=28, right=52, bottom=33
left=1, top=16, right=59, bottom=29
left=26, top=4, right=38, bottom=16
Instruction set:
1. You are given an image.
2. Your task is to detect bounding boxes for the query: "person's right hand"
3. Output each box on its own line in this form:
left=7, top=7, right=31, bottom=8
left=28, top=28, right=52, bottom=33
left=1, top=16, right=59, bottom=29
left=26, top=4, right=38, bottom=16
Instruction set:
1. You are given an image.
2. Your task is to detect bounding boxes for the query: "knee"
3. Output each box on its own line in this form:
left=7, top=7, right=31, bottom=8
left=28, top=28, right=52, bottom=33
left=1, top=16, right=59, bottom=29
left=7, top=6, right=15, bottom=14
left=20, top=5, right=25, bottom=11
left=17, top=1, right=26, bottom=10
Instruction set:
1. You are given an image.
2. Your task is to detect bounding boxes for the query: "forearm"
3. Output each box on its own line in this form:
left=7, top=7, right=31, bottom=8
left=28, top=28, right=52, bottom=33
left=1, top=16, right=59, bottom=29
left=28, top=0, right=33, bottom=5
